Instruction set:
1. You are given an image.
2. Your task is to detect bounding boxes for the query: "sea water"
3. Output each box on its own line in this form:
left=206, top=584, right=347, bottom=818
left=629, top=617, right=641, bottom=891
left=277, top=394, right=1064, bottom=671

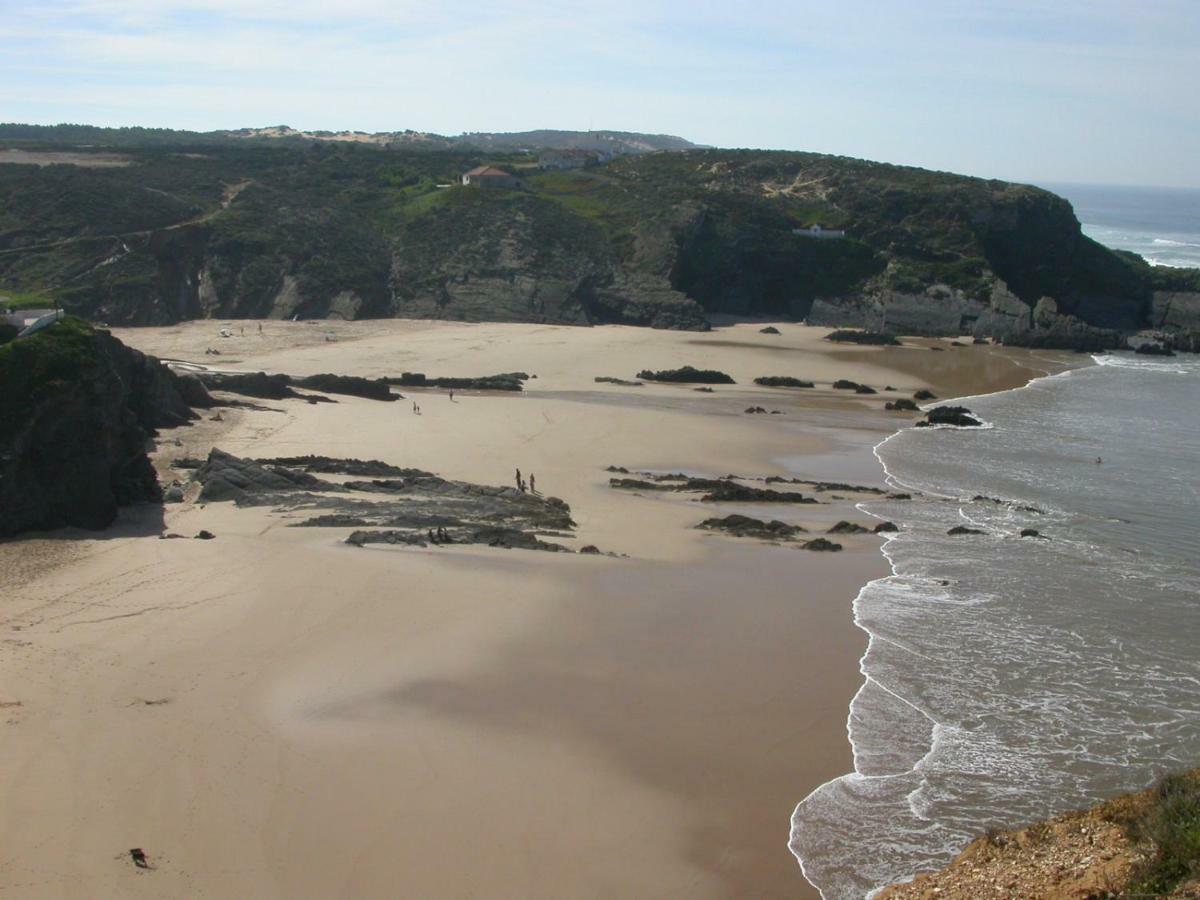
left=790, top=354, right=1200, bottom=898
left=1042, top=182, right=1200, bottom=269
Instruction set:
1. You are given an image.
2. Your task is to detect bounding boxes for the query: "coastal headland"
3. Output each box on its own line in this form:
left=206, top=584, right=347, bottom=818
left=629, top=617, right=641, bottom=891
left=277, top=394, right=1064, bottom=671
left=0, top=320, right=1064, bottom=897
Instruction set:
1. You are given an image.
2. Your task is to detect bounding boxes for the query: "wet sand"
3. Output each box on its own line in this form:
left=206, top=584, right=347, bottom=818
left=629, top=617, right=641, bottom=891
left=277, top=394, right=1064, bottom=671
left=0, top=321, right=1055, bottom=898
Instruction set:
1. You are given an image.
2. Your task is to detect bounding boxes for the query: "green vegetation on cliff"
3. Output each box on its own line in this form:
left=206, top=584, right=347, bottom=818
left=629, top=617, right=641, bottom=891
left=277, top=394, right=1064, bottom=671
left=0, top=128, right=1193, bottom=337
left=0, top=316, right=97, bottom=440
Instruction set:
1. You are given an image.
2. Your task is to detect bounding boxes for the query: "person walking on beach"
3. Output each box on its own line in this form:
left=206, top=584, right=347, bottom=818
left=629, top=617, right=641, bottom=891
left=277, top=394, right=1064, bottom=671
left=515, top=468, right=522, bottom=490
left=257, top=322, right=263, bottom=335
left=449, top=390, right=454, bottom=402
left=530, top=473, right=536, bottom=494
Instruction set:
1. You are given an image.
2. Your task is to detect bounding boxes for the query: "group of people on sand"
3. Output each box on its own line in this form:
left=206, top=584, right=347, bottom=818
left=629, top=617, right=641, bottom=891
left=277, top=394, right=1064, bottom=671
left=411, top=391, right=458, bottom=416
left=514, top=468, right=536, bottom=494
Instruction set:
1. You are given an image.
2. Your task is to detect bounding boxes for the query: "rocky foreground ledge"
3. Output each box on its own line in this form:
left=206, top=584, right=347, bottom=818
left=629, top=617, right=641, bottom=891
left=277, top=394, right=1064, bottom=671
left=879, top=769, right=1200, bottom=899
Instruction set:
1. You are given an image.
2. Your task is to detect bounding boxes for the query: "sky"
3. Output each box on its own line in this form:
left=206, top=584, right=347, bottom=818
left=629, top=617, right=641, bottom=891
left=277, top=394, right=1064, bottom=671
left=1, top=0, right=1197, bottom=187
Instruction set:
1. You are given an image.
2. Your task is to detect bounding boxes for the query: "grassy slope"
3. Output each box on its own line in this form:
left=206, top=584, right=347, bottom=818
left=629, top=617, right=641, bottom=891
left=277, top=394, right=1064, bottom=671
left=0, top=139, right=1184, bottom=327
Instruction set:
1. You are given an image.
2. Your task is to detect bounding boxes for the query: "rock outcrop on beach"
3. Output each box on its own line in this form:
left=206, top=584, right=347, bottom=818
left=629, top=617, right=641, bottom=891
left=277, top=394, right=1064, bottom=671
left=0, top=318, right=197, bottom=537
left=636, top=366, right=735, bottom=384
left=384, top=372, right=530, bottom=391
left=878, top=769, right=1200, bottom=899
left=916, top=406, right=984, bottom=428
left=754, top=376, right=814, bottom=388
left=187, top=449, right=579, bottom=550
left=197, top=370, right=395, bottom=402
left=828, top=520, right=871, bottom=534
left=697, top=514, right=807, bottom=540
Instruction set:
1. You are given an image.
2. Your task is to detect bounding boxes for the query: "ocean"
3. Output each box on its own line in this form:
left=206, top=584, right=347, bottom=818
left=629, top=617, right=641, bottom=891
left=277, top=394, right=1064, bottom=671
left=1041, top=182, right=1200, bottom=269
left=789, top=352, right=1200, bottom=898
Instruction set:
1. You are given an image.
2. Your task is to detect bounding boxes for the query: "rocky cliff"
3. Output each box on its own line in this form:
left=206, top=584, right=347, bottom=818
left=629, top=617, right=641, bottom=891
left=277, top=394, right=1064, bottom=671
left=878, top=769, right=1200, bottom=899
left=1, top=139, right=1196, bottom=344
left=0, top=318, right=200, bottom=537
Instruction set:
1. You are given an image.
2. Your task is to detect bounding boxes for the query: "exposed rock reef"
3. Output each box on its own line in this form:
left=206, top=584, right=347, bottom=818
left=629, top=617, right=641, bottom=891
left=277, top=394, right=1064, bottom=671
left=636, top=366, right=735, bottom=384
left=0, top=318, right=196, bottom=536
left=697, top=514, right=807, bottom=540
left=187, top=449, right=582, bottom=552
left=754, top=376, right=814, bottom=388
left=916, top=406, right=984, bottom=428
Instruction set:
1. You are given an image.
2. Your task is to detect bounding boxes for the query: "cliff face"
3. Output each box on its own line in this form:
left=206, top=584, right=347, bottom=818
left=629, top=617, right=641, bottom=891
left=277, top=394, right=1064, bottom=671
left=878, top=769, right=1200, bottom=900
left=0, top=319, right=197, bottom=537
left=2, top=143, right=1192, bottom=341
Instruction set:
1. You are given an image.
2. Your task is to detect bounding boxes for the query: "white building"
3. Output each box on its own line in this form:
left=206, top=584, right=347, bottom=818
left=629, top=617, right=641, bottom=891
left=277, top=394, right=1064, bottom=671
left=792, top=224, right=846, bottom=239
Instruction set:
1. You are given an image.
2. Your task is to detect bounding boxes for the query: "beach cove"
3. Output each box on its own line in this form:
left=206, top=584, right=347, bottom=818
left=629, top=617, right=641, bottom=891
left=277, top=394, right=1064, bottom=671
left=0, top=320, right=1058, bottom=898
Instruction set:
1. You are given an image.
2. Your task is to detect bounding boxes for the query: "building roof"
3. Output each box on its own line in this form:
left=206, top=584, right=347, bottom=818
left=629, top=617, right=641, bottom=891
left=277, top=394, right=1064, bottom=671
left=464, top=166, right=513, bottom=177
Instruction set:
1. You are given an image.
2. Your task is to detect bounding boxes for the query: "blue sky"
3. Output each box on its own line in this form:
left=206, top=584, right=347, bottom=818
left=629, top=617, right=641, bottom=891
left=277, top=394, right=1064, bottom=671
left=2, top=0, right=1197, bottom=187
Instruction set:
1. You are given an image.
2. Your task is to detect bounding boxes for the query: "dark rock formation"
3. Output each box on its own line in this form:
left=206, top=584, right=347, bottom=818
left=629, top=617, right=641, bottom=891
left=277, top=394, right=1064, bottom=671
left=698, top=514, right=807, bottom=540
left=195, top=529, right=215, bottom=540
left=294, top=373, right=396, bottom=401
left=802, top=538, right=842, bottom=552
left=854, top=384, right=877, bottom=394
left=1020, top=528, right=1042, bottom=538
left=347, top=526, right=569, bottom=552
left=199, top=371, right=298, bottom=400
left=886, top=398, right=920, bottom=411
left=384, top=372, right=529, bottom=391
left=914, top=389, right=937, bottom=401
left=252, top=455, right=420, bottom=478
left=825, top=330, right=900, bottom=345
left=1133, top=342, right=1175, bottom=357
left=832, top=379, right=861, bottom=390
left=637, top=366, right=735, bottom=384
left=0, top=318, right=199, bottom=537
left=174, top=373, right=215, bottom=409
left=874, top=521, right=899, bottom=533
left=188, top=449, right=577, bottom=551
left=754, top=376, right=814, bottom=388
left=915, top=406, right=983, bottom=428
left=828, top=521, right=871, bottom=534
left=745, top=406, right=767, bottom=414
left=700, top=482, right=817, bottom=503
left=194, top=449, right=331, bottom=503
left=948, top=525, right=986, bottom=535
left=595, top=376, right=643, bottom=386
left=759, top=326, right=781, bottom=334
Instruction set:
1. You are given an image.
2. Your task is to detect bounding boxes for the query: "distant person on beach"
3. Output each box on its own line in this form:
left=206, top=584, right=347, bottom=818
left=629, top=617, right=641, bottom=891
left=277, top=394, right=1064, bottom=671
left=515, top=468, right=522, bottom=489
left=1096, top=457, right=1103, bottom=464
left=449, top=390, right=454, bottom=402
left=257, top=322, right=263, bottom=334
left=530, top=474, right=536, bottom=494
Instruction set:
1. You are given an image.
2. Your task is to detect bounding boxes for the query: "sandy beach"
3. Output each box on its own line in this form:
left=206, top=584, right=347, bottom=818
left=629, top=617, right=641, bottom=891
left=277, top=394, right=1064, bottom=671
left=0, top=321, right=1059, bottom=898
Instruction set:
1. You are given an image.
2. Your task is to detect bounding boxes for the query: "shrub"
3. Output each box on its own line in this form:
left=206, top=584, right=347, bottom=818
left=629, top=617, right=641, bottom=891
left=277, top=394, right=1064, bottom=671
left=1127, top=772, right=1200, bottom=895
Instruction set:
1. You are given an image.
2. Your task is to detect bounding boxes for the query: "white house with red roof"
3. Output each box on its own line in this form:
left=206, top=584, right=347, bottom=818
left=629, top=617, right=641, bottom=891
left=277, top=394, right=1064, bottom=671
left=461, top=166, right=521, bottom=189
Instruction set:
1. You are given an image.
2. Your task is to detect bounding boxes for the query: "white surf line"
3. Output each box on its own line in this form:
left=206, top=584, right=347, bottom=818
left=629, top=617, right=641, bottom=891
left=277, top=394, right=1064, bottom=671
left=789, top=354, right=1096, bottom=898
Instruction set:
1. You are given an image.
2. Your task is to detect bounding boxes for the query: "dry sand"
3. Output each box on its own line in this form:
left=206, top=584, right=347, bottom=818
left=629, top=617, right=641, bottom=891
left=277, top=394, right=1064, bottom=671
left=0, top=321, right=1063, bottom=898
